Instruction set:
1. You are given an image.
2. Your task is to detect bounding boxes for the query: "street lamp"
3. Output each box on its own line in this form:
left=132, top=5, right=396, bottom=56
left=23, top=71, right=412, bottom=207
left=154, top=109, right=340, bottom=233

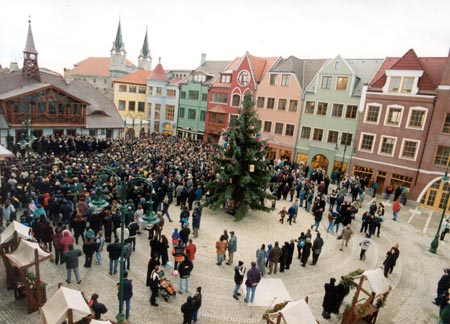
left=429, top=160, right=450, bottom=254
left=335, top=137, right=354, bottom=176
left=96, top=167, right=154, bottom=323
left=19, top=118, right=35, bottom=200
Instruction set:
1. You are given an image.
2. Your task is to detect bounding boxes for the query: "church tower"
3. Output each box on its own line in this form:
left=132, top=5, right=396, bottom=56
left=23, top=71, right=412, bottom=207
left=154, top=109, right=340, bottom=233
left=109, top=20, right=127, bottom=77
left=22, top=18, right=40, bottom=82
left=138, top=28, right=152, bottom=70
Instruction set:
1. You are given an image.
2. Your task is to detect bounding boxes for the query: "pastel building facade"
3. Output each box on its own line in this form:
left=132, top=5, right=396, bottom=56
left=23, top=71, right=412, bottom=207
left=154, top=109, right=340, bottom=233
left=350, top=49, right=447, bottom=208
left=296, top=55, right=383, bottom=178
left=178, top=55, right=230, bottom=139
left=205, top=52, right=279, bottom=142
left=256, top=56, right=325, bottom=160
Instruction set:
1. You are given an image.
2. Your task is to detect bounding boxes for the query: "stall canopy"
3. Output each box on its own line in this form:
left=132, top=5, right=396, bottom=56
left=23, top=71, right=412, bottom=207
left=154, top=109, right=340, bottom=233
left=5, top=240, right=50, bottom=267
left=0, top=221, right=32, bottom=244
left=90, top=320, right=114, bottom=324
left=41, top=287, right=92, bottom=324
left=280, top=299, right=317, bottom=324
left=363, top=269, right=390, bottom=295
left=0, top=144, right=14, bottom=159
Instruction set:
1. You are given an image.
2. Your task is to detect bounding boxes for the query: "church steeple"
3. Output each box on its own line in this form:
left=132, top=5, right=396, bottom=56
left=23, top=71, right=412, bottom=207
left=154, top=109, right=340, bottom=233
left=22, top=18, right=40, bottom=82
left=138, top=27, right=152, bottom=70
left=111, top=20, right=126, bottom=54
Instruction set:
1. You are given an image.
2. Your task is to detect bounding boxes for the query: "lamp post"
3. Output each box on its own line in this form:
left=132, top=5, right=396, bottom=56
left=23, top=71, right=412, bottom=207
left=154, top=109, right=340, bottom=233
left=429, top=160, right=450, bottom=254
left=19, top=118, right=35, bottom=200
left=335, top=137, right=354, bottom=176
left=96, top=167, right=154, bottom=323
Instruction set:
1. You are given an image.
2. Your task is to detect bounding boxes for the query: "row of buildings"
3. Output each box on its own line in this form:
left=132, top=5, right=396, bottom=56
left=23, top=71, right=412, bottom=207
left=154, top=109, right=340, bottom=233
left=0, top=20, right=449, bottom=213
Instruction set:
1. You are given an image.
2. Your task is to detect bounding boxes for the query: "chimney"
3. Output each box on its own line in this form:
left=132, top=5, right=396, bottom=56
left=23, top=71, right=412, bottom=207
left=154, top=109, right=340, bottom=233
left=64, top=68, right=72, bottom=85
left=9, top=62, right=19, bottom=72
left=201, top=53, right=206, bottom=65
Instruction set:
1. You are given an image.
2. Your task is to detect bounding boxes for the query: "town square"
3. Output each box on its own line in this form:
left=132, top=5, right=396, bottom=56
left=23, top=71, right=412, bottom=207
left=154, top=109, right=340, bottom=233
left=0, top=1, right=450, bottom=323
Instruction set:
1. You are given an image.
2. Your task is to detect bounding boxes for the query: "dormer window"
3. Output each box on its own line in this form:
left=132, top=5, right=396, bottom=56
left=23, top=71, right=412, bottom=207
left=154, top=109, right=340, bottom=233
left=193, top=74, right=206, bottom=82
left=383, top=70, right=423, bottom=95
left=221, top=74, right=231, bottom=83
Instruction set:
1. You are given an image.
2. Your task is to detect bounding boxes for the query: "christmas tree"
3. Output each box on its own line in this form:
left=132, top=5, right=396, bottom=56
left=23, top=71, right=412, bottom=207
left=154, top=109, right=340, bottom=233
left=207, top=93, right=273, bottom=220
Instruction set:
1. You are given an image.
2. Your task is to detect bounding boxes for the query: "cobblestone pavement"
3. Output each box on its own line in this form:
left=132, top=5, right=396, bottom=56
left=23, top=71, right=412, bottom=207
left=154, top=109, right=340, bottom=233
left=0, top=193, right=448, bottom=324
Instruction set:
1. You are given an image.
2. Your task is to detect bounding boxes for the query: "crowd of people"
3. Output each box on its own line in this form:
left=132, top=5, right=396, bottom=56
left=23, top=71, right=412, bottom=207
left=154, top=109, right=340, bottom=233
left=0, top=133, right=419, bottom=323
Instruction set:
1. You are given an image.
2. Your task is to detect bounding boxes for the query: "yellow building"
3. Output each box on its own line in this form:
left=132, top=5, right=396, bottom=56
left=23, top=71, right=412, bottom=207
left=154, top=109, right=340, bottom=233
left=113, top=69, right=151, bottom=138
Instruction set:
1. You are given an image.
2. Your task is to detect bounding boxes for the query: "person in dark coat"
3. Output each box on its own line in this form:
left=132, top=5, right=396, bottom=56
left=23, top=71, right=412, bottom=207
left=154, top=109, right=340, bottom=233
left=40, top=220, right=54, bottom=252
left=146, top=255, right=161, bottom=286
left=180, top=224, right=191, bottom=246
left=280, top=242, right=290, bottom=272
left=286, top=239, right=295, bottom=269
left=148, top=265, right=160, bottom=306
left=181, top=296, right=196, bottom=324
left=311, top=233, right=324, bottom=265
left=117, top=271, right=133, bottom=320
left=434, top=268, right=450, bottom=304
left=301, top=238, right=312, bottom=267
left=322, top=278, right=337, bottom=319
left=71, top=213, right=86, bottom=245
left=334, top=278, right=350, bottom=314
left=82, top=237, right=96, bottom=268
left=89, top=293, right=108, bottom=320
left=192, top=286, right=202, bottom=323
left=160, top=235, right=170, bottom=266
left=383, top=243, right=400, bottom=278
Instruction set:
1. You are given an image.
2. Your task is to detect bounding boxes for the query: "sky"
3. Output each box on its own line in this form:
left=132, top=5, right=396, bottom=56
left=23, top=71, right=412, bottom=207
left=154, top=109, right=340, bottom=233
left=1, top=0, right=449, bottom=74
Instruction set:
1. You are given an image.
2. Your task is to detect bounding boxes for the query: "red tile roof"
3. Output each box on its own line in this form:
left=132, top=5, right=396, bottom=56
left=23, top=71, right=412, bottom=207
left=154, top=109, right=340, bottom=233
left=370, top=49, right=446, bottom=91
left=69, top=57, right=135, bottom=76
left=113, top=69, right=151, bottom=85
left=169, top=77, right=184, bottom=86
left=249, top=55, right=279, bottom=82
left=147, top=63, right=168, bottom=82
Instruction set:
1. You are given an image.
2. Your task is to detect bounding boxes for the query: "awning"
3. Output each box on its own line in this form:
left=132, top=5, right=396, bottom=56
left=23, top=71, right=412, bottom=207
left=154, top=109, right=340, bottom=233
left=363, top=269, right=391, bottom=295
left=40, top=286, right=92, bottom=324
left=280, top=299, right=317, bottom=324
left=208, top=105, right=228, bottom=114
left=0, top=145, right=14, bottom=159
left=0, top=221, right=32, bottom=245
left=123, top=117, right=149, bottom=126
left=5, top=239, right=51, bottom=268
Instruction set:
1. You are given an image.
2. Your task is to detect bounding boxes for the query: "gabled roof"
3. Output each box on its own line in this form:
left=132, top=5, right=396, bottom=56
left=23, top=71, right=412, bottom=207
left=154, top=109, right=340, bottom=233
left=169, top=77, right=184, bottom=86
left=270, top=56, right=326, bottom=89
left=68, top=57, right=136, bottom=77
left=147, top=63, right=168, bottom=82
left=181, top=60, right=231, bottom=86
left=346, top=59, right=384, bottom=96
left=248, top=55, right=279, bottom=83
left=114, top=69, right=151, bottom=85
left=369, top=49, right=447, bottom=92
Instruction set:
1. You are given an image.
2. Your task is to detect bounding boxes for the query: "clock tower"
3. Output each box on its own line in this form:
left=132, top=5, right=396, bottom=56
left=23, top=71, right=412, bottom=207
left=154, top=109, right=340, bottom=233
left=22, top=18, right=41, bottom=82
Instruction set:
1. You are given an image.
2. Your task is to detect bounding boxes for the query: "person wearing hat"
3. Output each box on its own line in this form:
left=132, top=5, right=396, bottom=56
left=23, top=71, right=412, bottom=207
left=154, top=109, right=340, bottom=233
left=181, top=295, right=196, bottom=324
left=244, top=261, right=261, bottom=303
left=233, top=261, right=246, bottom=300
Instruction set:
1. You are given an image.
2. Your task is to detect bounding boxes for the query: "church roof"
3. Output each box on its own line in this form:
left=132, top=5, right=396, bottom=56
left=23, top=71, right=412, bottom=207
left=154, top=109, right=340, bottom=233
left=68, top=57, right=136, bottom=77
left=112, top=20, right=125, bottom=52
left=139, top=29, right=151, bottom=59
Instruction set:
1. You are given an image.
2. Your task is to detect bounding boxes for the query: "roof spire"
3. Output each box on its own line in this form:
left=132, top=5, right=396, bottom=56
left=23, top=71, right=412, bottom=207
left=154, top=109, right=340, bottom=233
left=22, top=17, right=40, bottom=82
left=24, top=16, right=38, bottom=55
left=139, top=26, right=151, bottom=59
left=112, top=19, right=125, bottom=53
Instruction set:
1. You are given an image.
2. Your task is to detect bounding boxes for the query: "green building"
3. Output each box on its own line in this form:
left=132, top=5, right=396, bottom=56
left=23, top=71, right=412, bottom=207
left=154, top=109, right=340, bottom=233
left=296, top=55, right=383, bottom=179
left=177, top=55, right=229, bottom=139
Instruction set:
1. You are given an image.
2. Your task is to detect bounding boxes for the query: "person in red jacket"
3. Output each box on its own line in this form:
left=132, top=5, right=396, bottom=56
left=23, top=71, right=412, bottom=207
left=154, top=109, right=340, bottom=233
left=392, top=199, right=401, bottom=221
left=185, top=239, right=196, bottom=262
left=60, top=229, right=75, bottom=264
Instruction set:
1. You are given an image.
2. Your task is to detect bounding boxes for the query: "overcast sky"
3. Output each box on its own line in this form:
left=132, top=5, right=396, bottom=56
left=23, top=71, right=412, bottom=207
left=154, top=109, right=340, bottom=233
left=1, top=0, right=449, bottom=74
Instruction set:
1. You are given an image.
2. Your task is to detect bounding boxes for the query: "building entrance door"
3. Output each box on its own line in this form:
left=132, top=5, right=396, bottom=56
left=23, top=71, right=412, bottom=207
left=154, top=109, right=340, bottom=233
left=311, top=154, right=329, bottom=174
left=420, top=179, right=450, bottom=212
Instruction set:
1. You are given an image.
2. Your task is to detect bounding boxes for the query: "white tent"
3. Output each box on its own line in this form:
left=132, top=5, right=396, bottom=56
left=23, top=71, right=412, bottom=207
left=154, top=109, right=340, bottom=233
left=279, top=299, right=317, bottom=324
left=0, top=221, right=32, bottom=245
left=6, top=240, right=50, bottom=267
left=90, top=320, right=114, bottom=324
left=363, top=269, right=391, bottom=295
left=40, top=286, right=92, bottom=324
